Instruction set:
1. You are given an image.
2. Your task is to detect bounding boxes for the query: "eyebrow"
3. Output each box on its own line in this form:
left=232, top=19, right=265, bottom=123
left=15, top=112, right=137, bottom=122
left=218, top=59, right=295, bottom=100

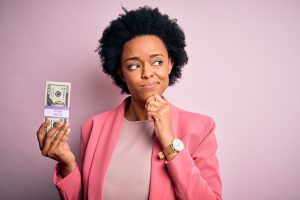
left=124, top=53, right=164, bottom=62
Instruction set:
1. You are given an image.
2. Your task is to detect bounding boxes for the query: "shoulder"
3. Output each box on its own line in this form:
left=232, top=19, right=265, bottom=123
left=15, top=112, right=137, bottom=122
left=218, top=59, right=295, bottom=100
left=81, top=110, right=111, bottom=131
left=170, top=105, right=217, bottom=154
left=80, top=109, right=113, bottom=145
left=172, top=105, right=215, bottom=129
left=81, top=98, right=127, bottom=139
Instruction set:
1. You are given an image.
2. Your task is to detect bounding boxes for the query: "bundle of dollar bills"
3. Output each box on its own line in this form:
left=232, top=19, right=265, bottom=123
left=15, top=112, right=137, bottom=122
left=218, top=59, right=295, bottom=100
left=44, top=81, right=71, bottom=132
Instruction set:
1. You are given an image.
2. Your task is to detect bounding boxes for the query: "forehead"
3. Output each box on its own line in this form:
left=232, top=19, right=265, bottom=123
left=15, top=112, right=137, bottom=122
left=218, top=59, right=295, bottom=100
left=121, top=35, right=168, bottom=59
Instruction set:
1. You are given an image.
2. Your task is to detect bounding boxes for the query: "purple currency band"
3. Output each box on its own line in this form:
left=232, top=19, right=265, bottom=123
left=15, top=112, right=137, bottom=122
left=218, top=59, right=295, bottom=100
left=44, top=106, right=70, bottom=118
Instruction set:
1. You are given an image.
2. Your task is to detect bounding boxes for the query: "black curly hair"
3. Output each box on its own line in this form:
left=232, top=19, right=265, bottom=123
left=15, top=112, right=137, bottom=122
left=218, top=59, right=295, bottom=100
left=96, top=6, right=188, bottom=94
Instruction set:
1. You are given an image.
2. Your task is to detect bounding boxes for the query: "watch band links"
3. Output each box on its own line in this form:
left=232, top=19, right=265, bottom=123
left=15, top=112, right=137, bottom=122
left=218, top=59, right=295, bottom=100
left=158, top=143, right=176, bottom=160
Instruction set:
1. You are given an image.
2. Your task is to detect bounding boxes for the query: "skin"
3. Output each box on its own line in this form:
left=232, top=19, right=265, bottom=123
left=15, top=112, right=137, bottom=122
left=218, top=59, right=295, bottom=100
left=119, top=35, right=176, bottom=151
left=36, top=35, right=177, bottom=178
left=37, top=121, right=76, bottom=177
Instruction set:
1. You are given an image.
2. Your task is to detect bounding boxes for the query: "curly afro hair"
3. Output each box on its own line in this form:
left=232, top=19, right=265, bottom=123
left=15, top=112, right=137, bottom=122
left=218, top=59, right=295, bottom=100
left=96, top=6, right=188, bottom=94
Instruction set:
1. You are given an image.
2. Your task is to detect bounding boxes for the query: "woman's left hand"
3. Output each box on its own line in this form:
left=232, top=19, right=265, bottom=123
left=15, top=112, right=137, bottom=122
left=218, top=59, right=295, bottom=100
left=145, top=94, right=174, bottom=148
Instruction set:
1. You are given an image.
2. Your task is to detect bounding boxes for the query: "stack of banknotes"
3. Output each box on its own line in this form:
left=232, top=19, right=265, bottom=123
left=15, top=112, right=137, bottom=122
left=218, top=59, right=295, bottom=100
left=44, top=81, right=71, bottom=132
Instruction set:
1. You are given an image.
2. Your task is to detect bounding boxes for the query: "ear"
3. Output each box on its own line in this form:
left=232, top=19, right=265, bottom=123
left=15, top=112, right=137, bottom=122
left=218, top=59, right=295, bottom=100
left=117, top=67, right=125, bottom=82
left=168, top=58, right=174, bottom=75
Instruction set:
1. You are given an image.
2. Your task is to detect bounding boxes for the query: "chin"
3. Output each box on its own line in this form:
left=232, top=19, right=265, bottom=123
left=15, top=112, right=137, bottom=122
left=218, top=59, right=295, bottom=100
left=142, top=90, right=164, bottom=101
left=129, top=86, right=167, bottom=102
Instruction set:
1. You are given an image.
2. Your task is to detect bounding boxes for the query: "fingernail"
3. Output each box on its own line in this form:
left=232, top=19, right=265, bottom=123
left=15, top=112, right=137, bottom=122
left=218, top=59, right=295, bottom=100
left=45, top=120, right=50, bottom=126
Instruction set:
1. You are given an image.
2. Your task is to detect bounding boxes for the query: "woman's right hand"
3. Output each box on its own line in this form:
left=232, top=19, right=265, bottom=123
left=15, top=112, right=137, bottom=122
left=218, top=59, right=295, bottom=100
left=37, top=121, right=77, bottom=178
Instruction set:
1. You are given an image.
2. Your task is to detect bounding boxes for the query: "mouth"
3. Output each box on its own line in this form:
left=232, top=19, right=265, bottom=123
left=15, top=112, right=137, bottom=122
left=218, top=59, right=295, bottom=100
left=141, top=82, right=159, bottom=89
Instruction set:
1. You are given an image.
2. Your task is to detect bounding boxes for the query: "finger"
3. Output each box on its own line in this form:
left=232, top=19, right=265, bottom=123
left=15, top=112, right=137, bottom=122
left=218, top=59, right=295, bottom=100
left=37, top=120, right=50, bottom=149
left=57, top=133, right=69, bottom=150
left=145, top=95, right=157, bottom=108
left=65, top=127, right=71, bottom=136
left=49, top=124, right=69, bottom=151
left=145, top=102, right=159, bottom=111
left=145, top=94, right=166, bottom=108
left=41, top=121, right=65, bottom=156
left=45, top=121, right=65, bottom=141
left=147, top=115, right=154, bottom=122
left=146, top=105, right=158, bottom=112
left=152, top=94, right=166, bottom=103
left=147, top=111, right=157, bottom=122
left=148, top=109, right=165, bottom=122
left=145, top=96, right=161, bottom=109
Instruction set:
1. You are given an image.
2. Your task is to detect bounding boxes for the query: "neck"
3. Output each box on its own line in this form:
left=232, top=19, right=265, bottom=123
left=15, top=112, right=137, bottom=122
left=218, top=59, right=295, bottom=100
left=125, top=97, right=147, bottom=121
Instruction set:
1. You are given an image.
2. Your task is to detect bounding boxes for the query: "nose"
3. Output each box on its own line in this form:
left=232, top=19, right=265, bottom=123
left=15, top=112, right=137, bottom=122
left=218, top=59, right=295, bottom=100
left=141, top=64, right=153, bottom=79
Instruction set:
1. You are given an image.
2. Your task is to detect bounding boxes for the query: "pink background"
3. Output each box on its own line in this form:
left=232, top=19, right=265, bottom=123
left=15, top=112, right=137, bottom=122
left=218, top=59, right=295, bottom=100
left=1, top=1, right=300, bottom=199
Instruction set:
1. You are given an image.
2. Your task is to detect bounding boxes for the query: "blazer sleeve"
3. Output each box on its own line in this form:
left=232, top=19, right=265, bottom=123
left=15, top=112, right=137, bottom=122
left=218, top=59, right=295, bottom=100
left=52, top=118, right=93, bottom=200
left=165, top=118, right=222, bottom=200
left=53, top=165, right=82, bottom=200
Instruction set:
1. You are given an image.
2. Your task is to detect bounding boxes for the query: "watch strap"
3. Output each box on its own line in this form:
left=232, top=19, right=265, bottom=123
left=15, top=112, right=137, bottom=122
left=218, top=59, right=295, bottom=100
left=158, top=141, right=176, bottom=160
left=158, top=138, right=184, bottom=160
left=162, top=144, right=176, bottom=157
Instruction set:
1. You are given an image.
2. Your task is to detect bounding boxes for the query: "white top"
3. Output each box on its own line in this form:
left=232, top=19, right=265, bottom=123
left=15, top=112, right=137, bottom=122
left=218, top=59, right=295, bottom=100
left=102, top=117, right=154, bottom=200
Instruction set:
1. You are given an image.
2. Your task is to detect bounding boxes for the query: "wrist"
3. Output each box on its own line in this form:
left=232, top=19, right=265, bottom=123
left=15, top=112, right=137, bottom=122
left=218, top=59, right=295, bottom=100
left=158, top=137, right=184, bottom=160
left=158, top=132, right=174, bottom=149
left=58, top=161, right=77, bottom=178
left=166, top=152, right=178, bottom=161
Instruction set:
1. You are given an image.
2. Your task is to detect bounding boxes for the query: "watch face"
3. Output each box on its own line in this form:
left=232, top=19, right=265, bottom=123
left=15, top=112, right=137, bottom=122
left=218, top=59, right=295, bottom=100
left=172, top=138, right=184, bottom=151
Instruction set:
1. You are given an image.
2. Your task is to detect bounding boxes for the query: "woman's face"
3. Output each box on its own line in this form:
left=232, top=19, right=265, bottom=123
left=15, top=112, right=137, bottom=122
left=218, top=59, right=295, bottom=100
left=119, top=35, right=173, bottom=103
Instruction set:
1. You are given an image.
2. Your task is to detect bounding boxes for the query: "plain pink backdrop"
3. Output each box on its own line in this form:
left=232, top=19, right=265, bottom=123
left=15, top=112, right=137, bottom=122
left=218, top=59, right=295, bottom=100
left=1, top=1, right=300, bottom=199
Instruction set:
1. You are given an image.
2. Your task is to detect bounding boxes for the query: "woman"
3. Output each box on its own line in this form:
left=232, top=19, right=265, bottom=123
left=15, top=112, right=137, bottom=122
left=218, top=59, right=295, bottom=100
left=37, top=6, right=222, bottom=200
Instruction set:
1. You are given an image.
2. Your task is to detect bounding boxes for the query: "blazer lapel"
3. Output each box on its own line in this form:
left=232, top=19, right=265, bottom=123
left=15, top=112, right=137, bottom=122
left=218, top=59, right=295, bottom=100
left=85, top=98, right=179, bottom=200
left=87, top=100, right=126, bottom=200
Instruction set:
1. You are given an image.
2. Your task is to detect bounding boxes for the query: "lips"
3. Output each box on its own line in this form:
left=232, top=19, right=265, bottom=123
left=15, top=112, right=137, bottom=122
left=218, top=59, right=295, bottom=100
left=141, top=82, right=159, bottom=89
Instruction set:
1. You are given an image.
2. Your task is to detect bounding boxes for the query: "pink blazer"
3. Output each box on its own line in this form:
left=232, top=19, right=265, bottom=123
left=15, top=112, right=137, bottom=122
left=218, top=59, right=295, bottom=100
left=53, top=98, right=222, bottom=200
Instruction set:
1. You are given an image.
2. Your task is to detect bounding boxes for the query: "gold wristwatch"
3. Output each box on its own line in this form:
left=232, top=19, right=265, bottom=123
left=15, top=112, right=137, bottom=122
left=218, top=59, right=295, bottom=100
left=158, top=138, right=184, bottom=159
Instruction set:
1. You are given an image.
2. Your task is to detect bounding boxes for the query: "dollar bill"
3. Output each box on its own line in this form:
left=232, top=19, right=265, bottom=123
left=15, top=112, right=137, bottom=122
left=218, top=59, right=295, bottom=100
left=44, top=81, right=71, bottom=132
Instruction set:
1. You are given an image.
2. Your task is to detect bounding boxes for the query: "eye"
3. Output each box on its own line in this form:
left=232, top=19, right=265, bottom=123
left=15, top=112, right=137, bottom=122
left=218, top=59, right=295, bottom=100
left=128, top=64, right=140, bottom=70
left=153, top=60, right=163, bottom=66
